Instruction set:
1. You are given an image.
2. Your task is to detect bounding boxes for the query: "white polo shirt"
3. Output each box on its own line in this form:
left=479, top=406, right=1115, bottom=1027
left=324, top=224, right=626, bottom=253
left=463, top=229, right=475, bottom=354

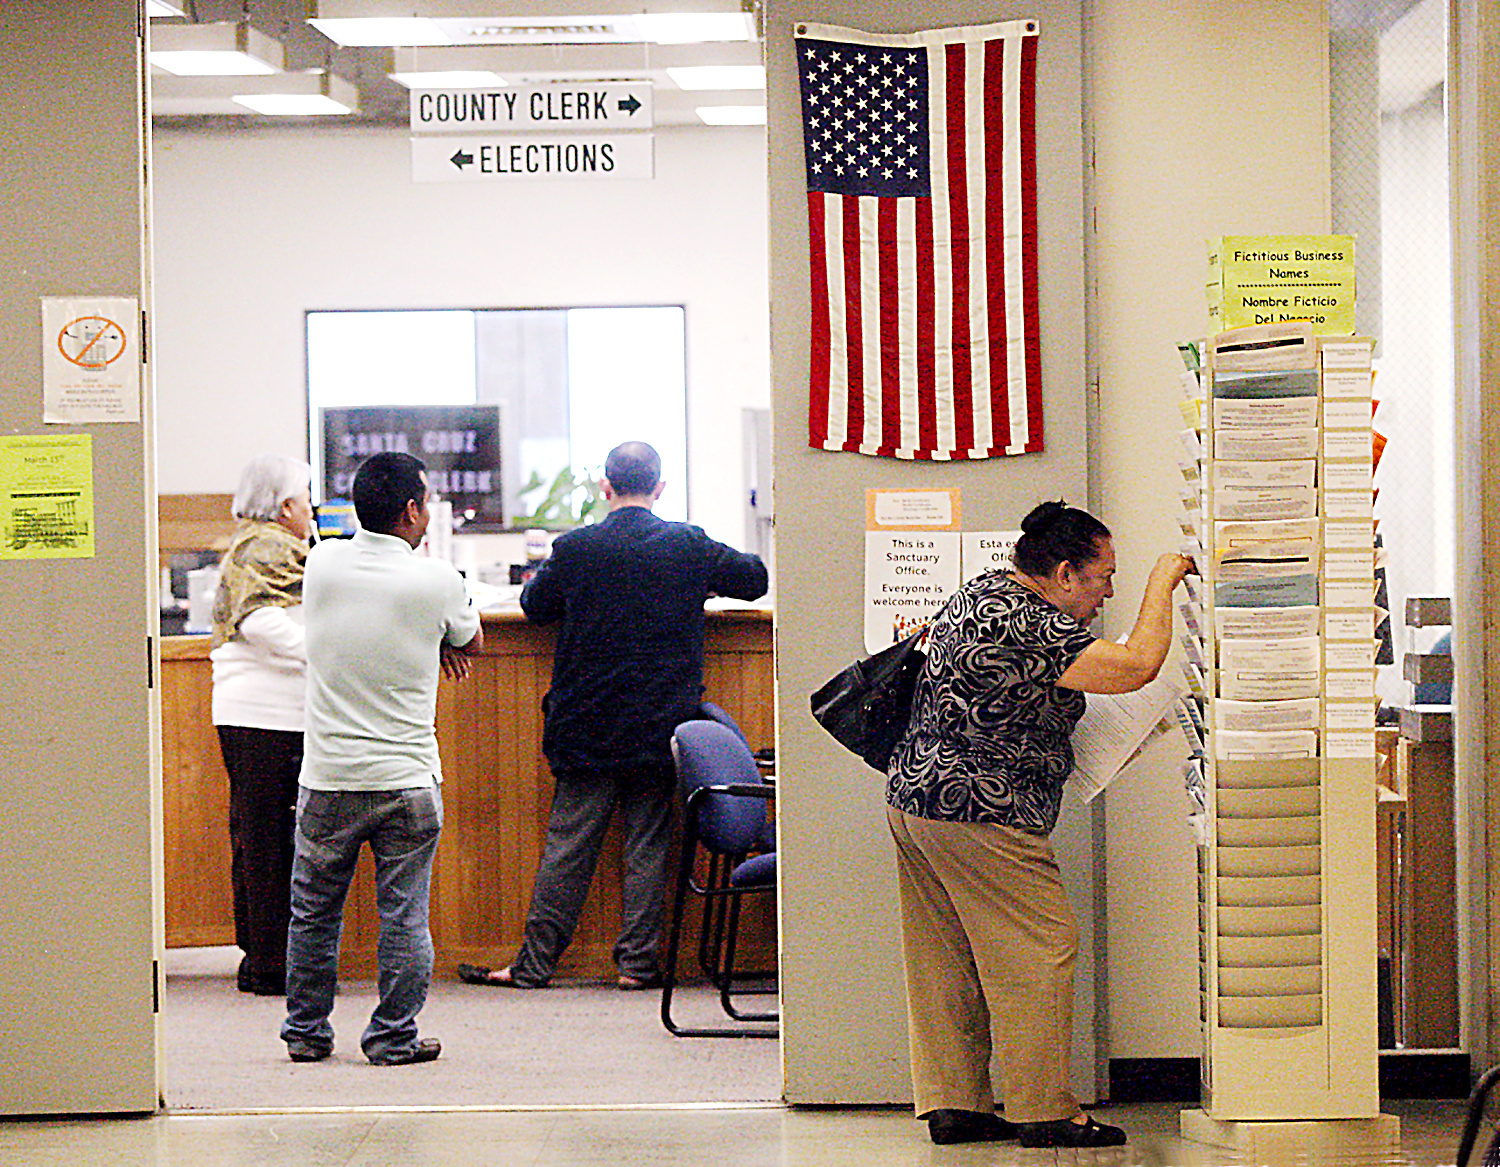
left=300, top=528, right=481, bottom=792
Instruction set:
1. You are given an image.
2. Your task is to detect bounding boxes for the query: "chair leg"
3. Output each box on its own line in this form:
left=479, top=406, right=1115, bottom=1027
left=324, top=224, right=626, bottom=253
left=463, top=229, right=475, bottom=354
left=659, top=821, right=700, bottom=1037
left=718, top=887, right=779, bottom=1023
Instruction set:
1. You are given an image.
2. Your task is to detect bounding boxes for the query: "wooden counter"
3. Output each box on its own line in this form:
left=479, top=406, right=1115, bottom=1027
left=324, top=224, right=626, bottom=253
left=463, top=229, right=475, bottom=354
left=160, top=606, right=775, bottom=980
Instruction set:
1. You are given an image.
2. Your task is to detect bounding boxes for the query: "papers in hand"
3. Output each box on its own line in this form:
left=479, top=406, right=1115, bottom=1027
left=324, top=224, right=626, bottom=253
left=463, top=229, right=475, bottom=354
left=1066, top=674, right=1184, bottom=804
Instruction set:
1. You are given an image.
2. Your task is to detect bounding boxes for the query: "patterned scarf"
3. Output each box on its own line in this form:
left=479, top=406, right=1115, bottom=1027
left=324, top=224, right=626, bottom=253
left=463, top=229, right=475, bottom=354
left=209, top=520, right=308, bottom=649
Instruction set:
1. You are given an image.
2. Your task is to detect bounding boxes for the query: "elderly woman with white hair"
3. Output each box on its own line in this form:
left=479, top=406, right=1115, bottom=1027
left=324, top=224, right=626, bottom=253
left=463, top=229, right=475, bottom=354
left=209, top=455, right=315, bottom=996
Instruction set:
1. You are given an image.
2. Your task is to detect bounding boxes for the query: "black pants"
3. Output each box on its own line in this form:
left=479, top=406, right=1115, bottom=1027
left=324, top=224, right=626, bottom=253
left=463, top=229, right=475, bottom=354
left=216, top=724, right=302, bottom=993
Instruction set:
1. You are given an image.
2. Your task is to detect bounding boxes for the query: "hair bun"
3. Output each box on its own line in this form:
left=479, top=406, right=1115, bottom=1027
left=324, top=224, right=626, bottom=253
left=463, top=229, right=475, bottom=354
left=1020, top=499, right=1067, bottom=535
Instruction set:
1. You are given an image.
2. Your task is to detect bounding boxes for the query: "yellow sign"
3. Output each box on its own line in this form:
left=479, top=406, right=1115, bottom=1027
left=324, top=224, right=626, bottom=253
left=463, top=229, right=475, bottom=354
left=1208, top=235, right=1356, bottom=335
left=0, top=434, right=95, bottom=559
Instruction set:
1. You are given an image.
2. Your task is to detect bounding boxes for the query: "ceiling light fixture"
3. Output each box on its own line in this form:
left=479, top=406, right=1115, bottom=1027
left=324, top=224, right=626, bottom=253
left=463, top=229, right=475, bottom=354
left=666, top=64, right=765, bottom=90
left=307, top=16, right=453, bottom=47
left=232, top=72, right=359, bottom=116
left=149, top=21, right=283, bottom=76
left=632, top=12, right=757, bottom=43
left=696, top=104, right=765, bottom=125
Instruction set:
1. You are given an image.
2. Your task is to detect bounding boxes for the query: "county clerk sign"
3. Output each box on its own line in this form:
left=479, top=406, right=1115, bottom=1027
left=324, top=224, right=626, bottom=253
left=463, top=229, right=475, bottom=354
left=410, top=82, right=655, bottom=182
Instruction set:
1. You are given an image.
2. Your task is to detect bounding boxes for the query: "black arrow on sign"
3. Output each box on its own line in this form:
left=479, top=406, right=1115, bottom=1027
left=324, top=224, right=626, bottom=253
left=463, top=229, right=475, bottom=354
left=617, top=95, right=642, bottom=116
left=450, top=148, right=475, bottom=169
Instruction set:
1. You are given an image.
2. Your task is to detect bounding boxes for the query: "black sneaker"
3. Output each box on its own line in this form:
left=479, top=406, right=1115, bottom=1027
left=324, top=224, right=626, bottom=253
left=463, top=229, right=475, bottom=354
left=285, top=1040, right=330, bottom=1063
left=925, top=1109, right=1018, bottom=1145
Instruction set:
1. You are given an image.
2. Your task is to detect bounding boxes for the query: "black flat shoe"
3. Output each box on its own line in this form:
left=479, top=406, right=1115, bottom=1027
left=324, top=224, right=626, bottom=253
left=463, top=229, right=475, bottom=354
left=369, top=1038, right=441, bottom=1066
left=285, top=1040, right=330, bottom=1063
left=1017, top=1114, right=1127, bottom=1148
left=925, top=1109, right=1018, bottom=1145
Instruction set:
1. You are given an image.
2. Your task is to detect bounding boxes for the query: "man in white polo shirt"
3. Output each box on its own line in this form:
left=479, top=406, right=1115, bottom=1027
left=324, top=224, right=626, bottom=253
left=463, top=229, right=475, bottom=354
left=280, top=451, right=482, bottom=1066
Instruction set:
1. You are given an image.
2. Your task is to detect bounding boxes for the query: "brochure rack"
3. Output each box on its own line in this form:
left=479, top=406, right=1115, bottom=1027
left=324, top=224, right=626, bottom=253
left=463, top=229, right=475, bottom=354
left=1177, top=322, right=1382, bottom=1121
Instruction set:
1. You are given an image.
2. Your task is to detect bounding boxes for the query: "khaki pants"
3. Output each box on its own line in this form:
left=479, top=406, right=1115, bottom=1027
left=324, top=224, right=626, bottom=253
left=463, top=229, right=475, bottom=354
left=886, top=806, right=1080, bottom=1124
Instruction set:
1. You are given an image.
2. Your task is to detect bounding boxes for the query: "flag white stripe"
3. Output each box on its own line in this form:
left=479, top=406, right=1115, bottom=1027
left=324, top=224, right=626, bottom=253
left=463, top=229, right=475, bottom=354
left=927, top=43, right=956, bottom=457
left=858, top=195, right=882, bottom=452
left=1002, top=39, right=1029, bottom=453
left=896, top=197, right=919, bottom=452
left=824, top=195, right=848, bottom=447
left=964, top=41, right=992, bottom=457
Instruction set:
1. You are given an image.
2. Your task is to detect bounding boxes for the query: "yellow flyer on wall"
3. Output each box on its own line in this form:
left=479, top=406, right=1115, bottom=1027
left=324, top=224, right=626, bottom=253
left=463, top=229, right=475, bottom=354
left=1207, top=235, right=1355, bottom=334
left=0, top=434, right=95, bottom=559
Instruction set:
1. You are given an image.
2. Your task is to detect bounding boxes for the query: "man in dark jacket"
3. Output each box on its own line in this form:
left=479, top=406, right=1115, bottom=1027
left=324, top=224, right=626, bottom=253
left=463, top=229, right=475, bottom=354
left=459, top=441, right=768, bottom=988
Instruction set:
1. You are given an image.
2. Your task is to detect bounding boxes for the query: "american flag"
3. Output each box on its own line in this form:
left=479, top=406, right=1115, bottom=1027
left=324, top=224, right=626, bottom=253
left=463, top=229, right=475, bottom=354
left=796, top=20, right=1042, bottom=460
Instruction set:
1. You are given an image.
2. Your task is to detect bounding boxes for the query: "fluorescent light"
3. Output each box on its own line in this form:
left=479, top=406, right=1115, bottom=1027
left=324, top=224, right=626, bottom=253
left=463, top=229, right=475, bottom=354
left=632, top=12, right=756, bottom=43
left=149, top=22, right=283, bottom=76
left=696, top=105, right=765, bottom=125
left=234, top=93, right=349, bottom=115
left=308, top=17, right=453, bottom=47
left=666, top=65, right=765, bottom=90
left=389, top=71, right=505, bottom=90
left=232, top=72, right=358, bottom=116
left=145, top=0, right=185, bottom=16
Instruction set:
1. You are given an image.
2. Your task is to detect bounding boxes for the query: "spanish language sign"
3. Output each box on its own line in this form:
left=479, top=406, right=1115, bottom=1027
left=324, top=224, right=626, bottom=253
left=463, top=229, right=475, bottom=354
left=961, top=530, right=1021, bottom=583
left=42, top=297, right=140, bottom=423
left=0, top=433, right=95, bottom=559
left=1207, top=235, right=1355, bottom=335
left=864, top=488, right=961, bottom=652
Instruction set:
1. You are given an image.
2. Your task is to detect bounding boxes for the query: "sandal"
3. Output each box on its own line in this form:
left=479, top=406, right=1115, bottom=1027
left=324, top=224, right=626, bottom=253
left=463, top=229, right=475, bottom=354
left=456, top=963, right=539, bottom=988
left=1017, top=1114, right=1127, bottom=1148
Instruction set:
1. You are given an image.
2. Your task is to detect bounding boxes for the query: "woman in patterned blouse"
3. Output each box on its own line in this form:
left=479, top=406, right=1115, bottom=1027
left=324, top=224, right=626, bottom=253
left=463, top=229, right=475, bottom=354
left=886, top=501, right=1193, bottom=1148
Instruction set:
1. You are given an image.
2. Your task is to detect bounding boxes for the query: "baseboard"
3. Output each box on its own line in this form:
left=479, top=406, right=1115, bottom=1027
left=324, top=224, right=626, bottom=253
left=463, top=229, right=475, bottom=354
left=1379, top=1049, right=1470, bottom=1098
left=1109, top=1058, right=1201, bottom=1103
left=1109, top=1052, right=1471, bottom=1104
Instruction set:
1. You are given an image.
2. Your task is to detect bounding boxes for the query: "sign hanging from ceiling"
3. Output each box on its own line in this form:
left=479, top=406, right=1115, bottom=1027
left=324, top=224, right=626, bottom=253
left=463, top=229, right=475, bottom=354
left=410, top=83, right=654, bottom=132
left=410, top=134, right=654, bottom=181
left=409, top=82, right=654, bottom=182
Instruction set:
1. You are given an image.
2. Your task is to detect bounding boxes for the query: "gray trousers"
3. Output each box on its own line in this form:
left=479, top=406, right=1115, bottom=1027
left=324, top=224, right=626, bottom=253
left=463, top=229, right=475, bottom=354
left=510, top=764, right=676, bottom=985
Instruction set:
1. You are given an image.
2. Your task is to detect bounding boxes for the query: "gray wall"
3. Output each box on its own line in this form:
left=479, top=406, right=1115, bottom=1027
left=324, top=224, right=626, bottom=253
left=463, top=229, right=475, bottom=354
left=0, top=0, right=159, bottom=1114
left=766, top=0, right=1089, bottom=1103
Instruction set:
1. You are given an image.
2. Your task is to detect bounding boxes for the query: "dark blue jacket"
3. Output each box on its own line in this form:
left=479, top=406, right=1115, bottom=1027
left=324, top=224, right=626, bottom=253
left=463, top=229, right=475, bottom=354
left=520, top=506, right=768, bottom=771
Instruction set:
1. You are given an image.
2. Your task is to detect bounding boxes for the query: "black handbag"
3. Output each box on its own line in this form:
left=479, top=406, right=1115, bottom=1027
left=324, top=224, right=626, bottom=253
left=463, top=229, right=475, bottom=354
left=809, top=630, right=928, bottom=771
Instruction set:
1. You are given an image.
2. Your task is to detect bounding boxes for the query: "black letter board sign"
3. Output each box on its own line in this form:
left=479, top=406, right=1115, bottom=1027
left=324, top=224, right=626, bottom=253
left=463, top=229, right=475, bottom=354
left=321, top=405, right=503, bottom=528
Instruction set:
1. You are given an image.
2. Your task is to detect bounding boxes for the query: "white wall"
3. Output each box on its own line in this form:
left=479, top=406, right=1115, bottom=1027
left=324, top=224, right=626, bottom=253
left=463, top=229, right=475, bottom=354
left=149, top=123, right=769, bottom=547
left=1087, top=0, right=1331, bottom=1058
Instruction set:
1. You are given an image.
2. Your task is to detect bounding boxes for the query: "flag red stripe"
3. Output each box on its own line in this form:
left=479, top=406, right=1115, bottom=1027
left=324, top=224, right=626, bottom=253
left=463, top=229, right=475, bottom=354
left=945, top=42, right=974, bottom=454
left=983, top=37, right=1011, bottom=453
left=915, top=196, right=937, bottom=453
left=1019, top=33, right=1044, bottom=452
left=841, top=195, right=864, bottom=449
left=806, top=191, right=832, bottom=449
left=877, top=197, right=901, bottom=453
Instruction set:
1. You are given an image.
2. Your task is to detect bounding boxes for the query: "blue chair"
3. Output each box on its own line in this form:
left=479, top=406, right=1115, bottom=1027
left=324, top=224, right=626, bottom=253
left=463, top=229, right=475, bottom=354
left=661, top=719, right=777, bottom=1038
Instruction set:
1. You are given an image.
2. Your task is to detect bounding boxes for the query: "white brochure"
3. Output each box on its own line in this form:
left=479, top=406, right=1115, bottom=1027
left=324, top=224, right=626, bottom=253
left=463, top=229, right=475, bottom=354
left=1214, top=605, right=1322, bottom=641
left=1219, top=635, right=1322, bottom=699
left=1214, top=698, right=1320, bottom=732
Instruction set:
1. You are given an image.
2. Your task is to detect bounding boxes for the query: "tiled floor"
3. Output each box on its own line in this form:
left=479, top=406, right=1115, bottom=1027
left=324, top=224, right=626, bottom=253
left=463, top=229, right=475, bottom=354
left=0, top=1099, right=1470, bottom=1166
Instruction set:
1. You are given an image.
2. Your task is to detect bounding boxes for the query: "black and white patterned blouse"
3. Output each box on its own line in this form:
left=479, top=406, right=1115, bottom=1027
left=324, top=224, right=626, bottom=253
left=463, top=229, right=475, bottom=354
left=886, top=573, right=1096, bottom=835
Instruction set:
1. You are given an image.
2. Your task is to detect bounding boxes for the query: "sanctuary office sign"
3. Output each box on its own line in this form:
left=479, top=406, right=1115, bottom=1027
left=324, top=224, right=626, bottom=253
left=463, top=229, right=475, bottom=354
left=410, top=82, right=655, bottom=182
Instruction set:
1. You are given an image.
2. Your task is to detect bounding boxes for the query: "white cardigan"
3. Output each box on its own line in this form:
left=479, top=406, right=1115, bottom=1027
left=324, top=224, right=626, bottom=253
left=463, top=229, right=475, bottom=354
left=209, top=605, right=307, bottom=732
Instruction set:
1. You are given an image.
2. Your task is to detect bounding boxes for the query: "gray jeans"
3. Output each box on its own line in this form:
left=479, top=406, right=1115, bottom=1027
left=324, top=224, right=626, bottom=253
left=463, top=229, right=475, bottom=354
left=281, top=784, right=443, bottom=1062
left=510, top=764, right=675, bottom=985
